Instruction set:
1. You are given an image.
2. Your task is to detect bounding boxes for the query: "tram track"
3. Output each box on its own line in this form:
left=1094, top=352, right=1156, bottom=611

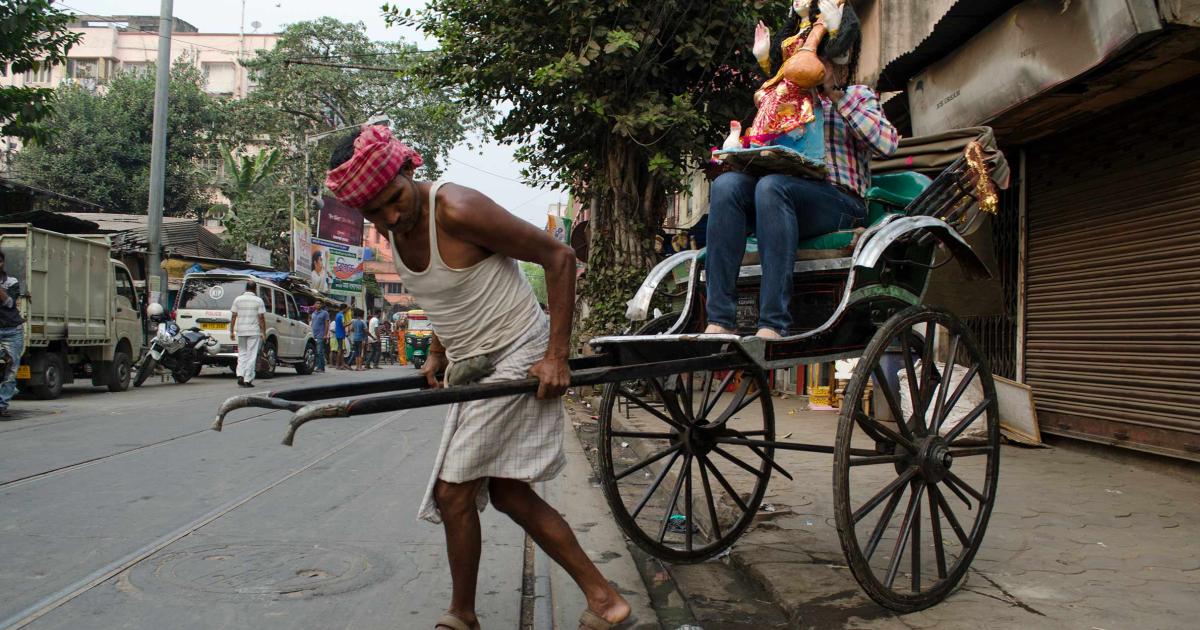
left=0, top=408, right=283, bottom=492
left=0, top=409, right=412, bottom=630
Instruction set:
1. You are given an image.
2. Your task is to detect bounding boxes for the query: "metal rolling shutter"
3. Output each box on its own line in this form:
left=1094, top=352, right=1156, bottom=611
left=1025, top=82, right=1200, bottom=460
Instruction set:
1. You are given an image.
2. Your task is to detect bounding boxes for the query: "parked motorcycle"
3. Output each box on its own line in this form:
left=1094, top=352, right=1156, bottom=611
left=134, top=303, right=220, bottom=387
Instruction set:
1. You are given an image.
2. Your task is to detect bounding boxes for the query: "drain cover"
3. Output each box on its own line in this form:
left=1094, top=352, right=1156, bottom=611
left=143, top=541, right=387, bottom=597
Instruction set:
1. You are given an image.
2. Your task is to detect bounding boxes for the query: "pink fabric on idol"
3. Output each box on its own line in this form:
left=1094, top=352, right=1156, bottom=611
left=324, top=125, right=424, bottom=208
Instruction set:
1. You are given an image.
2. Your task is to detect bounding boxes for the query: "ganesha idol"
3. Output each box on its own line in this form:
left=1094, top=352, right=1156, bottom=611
left=713, top=0, right=859, bottom=179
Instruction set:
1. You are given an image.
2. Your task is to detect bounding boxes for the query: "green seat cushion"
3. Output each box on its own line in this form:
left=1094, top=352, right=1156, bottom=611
left=796, top=230, right=857, bottom=251
left=864, top=172, right=933, bottom=225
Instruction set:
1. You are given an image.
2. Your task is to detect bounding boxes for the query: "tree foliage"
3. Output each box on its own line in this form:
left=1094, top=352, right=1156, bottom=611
left=385, top=0, right=768, bottom=332
left=12, top=62, right=225, bottom=215
left=519, top=261, right=548, bottom=305
left=199, top=144, right=283, bottom=219
left=0, top=0, right=81, bottom=144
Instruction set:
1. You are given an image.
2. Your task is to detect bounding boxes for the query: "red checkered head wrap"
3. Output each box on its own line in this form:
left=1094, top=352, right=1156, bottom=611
left=325, top=125, right=424, bottom=209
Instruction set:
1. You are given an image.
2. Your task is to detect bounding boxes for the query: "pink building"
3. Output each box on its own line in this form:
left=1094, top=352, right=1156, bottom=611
left=362, top=221, right=415, bottom=308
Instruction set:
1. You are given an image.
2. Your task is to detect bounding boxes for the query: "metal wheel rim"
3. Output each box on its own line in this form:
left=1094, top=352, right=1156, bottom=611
left=833, top=305, right=1000, bottom=612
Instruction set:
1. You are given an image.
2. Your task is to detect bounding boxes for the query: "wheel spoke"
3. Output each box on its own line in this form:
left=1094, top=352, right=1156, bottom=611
left=943, top=398, right=991, bottom=445
left=724, top=428, right=793, bottom=481
left=629, top=449, right=682, bottom=519
left=928, top=483, right=948, bottom=580
left=911, top=480, right=923, bottom=593
left=852, top=466, right=918, bottom=524
left=944, top=469, right=986, bottom=504
left=930, top=334, right=960, bottom=435
left=872, top=366, right=915, bottom=442
left=699, top=458, right=722, bottom=540
left=611, top=431, right=678, bottom=440
left=707, top=376, right=756, bottom=428
left=854, top=411, right=917, bottom=453
left=702, top=370, right=740, bottom=418
left=900, top=332, right=921, bottom=424
left=849, top=454, right=909, bottom=467
left=657, top=455, right=691, bottom=543
left=700, top=454, right=748, bottom=512
left=615, top=442, right=682, bottom=481
left=618, top=388, right=690, bottom=433
left=646, top=377, right=694, bottom=430
left=932, top=485, right=972, bottom=549
left=948, top=446, right=993, bottom=457
left=710, top=445, right=766, bottom=479
left=936, top=364, right=978, bottom=435
left=685, top=457, right=694, bottom=551
left=884, top=482, right=926, bottom=589
left=698, top=369, right=715, bottom=422
left=918, top=323, right=938, bottom=421
left=864, top=483, right=906, bottom=561
left=679, top=373, right=695, bottom=421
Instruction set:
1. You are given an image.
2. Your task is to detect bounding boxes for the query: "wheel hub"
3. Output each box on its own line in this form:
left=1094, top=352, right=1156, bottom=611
left=682, top=425, right=716, bottom=456
left=918, top=436, right=952, bottom=483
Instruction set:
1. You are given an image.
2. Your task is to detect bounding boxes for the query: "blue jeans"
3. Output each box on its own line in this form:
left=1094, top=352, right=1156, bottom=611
left=705, top=172, right=866, bottom=335
left=0, top=326, right=24, bottom=409
left=314, top=338, right=327, bottom=371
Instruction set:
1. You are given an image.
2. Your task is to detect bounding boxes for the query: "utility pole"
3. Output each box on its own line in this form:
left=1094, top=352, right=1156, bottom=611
left=146, top=0, right=174, bottom=308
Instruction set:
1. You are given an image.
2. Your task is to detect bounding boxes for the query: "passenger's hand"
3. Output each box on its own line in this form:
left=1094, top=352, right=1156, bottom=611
left=422, top=352, right=447, bottom=390
left=528, top=355, right=570, bottom=400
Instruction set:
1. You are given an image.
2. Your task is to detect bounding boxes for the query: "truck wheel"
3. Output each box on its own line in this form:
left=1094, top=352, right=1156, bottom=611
left=295, top=342, right=317, bottom=375
left=107, top=351, right=132, bottom=392
left=261, top=341, right=277, bottom=380
left=33, top=354, right=65, bottom=400
left=134, top=357, right=157, bottom=388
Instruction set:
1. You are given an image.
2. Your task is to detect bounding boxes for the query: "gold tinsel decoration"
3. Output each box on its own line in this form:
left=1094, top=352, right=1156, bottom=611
left=964, top=141, right=998, bottom=215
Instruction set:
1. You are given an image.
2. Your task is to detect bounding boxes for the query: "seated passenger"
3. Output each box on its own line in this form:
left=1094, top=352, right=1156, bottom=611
left=704, top=4, right=897, bottom=339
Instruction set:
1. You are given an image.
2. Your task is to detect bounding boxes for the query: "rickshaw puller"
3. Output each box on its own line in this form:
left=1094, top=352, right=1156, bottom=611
left=327, top=125, right=632, bottom=630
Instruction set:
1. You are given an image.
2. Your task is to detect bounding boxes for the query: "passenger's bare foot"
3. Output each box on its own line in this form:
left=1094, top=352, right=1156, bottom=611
left=704, top=324, right=737, bottom=335
left=755, top=328, right=782, bottom=339
left=578, top=588, right=631, bottom=629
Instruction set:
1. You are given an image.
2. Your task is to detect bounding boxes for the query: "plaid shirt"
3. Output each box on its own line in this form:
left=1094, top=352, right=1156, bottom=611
left=820, top=85, right=899, bottom=198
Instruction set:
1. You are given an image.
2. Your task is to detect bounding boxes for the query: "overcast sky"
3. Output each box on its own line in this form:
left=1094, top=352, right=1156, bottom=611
left=57, top=0, right=562, bottom=226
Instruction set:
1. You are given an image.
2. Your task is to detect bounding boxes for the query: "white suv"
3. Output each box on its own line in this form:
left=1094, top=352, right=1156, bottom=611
left=175, top=274, right=318, bottom=378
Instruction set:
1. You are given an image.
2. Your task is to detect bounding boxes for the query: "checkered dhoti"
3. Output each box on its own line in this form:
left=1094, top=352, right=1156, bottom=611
left=417, top=314, right=567, bottom=523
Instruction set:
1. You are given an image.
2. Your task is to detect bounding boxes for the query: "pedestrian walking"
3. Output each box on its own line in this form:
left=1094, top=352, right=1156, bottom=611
left=0, top=251, right=25, bottom=419
left=333, top=306, right=348, bottom=370
left=349, top=308, right=367, bottom=371
left=310, top=303, right=331, bottom=374
left=367, top=308, right=383, bottom=369
left=229, top=280, right=267, bottom=388
left=327, top=125, right=631, bottom=630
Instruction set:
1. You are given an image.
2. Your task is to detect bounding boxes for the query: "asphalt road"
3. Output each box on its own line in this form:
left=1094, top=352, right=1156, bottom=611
left=0, top=364, right=524, bottom=630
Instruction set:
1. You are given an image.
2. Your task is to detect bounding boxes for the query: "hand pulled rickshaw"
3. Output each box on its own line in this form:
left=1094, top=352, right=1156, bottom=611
left=213, top=128, right=1009, bottom=613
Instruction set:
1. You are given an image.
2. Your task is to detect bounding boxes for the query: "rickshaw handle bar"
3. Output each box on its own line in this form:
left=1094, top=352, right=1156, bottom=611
left=281, top=352, right=753, bottom=446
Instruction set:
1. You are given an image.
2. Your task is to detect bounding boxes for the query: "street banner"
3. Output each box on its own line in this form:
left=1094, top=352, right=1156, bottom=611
left=293, top=218, right=312, bottom=280
left=317, top=195, right=364, bottom=246
left=311, top=237, right=363, bottom=295
left=547, top=215, right=571, bottom=244
left=246, top=243, right=272, bottom=267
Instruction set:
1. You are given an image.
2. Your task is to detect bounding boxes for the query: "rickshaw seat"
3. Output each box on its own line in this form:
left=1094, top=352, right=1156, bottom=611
left=738, top=171, right=934, bottom=265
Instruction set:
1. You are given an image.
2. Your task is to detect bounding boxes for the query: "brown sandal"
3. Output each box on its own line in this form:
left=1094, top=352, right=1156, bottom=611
left=434, top=613, right=474, bottom=630
left=578, top=609, right=636, bottom=630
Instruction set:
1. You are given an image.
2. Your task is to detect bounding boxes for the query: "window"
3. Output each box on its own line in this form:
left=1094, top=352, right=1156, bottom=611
left=285, top=293, right=298, bottom=321
left=202, top=62, right=236, bottom=94
left=124, top=62, right=151, bottom=77
left=116, top=268, right=138, bottom=306
left=383, top=282, right=404, bottom=295
left=66, top=58, right=101, bottom=79
left=24, top=60, right=53, bottom=83
left=272, top=289, right=287, bottom=317
left=179, top=278, right=248, bottom=310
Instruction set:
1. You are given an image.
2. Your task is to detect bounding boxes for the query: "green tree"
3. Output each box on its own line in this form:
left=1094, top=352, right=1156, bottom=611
left=385, top=0, right=765, bottom=332
left=12, top=62, right=225, bottom=215
left=229, top=18, right=492, bottom=188
left=0, top=0, right=81, bottom=144
left=520, top=261, right=548, bottom=305
left=221, top=185, right=291, bottom=268
left=200, top=144, right=283, bottom=219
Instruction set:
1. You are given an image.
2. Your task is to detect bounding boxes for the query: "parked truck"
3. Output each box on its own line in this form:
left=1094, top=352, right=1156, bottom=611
left=0, top=225, right=145, bottom=399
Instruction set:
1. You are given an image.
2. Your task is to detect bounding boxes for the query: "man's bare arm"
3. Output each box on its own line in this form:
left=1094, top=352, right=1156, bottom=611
left=439, top=185, right=576, bottom=398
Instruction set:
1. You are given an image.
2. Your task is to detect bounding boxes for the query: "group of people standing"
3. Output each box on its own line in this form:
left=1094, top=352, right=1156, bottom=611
left=309, top=303, right=390, bottom=372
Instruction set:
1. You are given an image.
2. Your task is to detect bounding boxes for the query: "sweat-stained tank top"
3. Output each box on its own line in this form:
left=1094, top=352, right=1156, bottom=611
left=389, top=181, right=543, bottom=362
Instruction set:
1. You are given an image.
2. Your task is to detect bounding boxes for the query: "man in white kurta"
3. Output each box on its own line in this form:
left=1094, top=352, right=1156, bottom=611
left=229, top=280, right=267, bottom=388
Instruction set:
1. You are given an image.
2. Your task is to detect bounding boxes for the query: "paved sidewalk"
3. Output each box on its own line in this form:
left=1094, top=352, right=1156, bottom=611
left=594, top=392, right=1200, bottom=630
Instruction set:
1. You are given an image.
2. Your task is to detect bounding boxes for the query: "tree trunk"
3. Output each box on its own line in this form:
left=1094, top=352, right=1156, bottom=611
left=578, top=137, right=668, bottom=333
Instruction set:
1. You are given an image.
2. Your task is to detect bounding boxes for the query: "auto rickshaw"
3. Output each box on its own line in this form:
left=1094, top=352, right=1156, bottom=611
left=404, top=310, right=433, bottom=368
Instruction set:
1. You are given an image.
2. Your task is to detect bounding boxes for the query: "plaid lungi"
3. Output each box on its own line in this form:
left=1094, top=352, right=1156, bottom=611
left=417, top=314, right=567, bottom=523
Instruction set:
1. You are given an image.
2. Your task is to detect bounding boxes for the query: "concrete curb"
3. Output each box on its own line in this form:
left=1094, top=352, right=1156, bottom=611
left=539, top=413, right=660, bottom=630
left=533, top=482, right=554, bottom=630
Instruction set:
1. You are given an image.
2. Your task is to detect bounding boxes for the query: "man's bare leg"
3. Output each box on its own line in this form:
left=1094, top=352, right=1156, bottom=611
left=434, top=478, right=489, bottom=630
left=489, top=478, right=631, bottom=626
